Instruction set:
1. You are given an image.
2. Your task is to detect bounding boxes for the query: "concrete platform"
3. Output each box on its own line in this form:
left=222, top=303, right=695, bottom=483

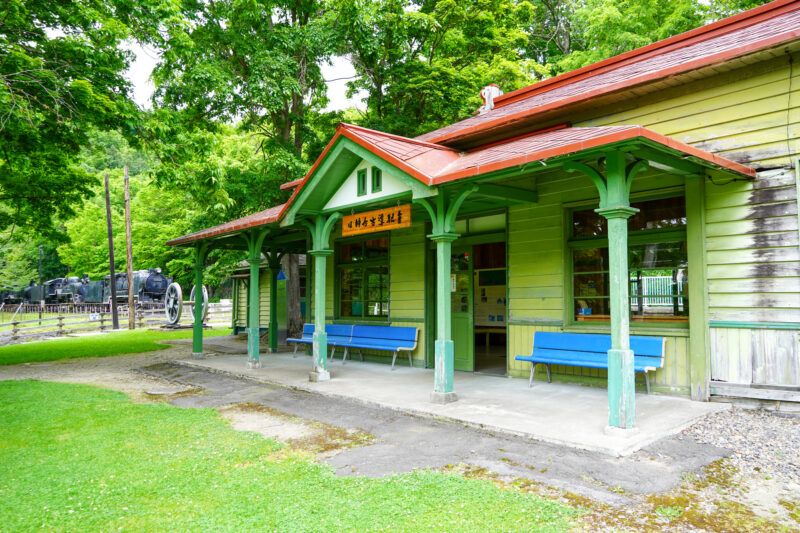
left=177, top=339, right=727, bottom=457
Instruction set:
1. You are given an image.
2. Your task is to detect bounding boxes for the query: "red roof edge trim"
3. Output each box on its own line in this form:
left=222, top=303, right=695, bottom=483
left=427, top=29, right=800, bottom=145
left=341, top=123, right=460, bottom=152
left=466, top=122, right=571, bottom=153
left=492, top=0, right=799, bottom=110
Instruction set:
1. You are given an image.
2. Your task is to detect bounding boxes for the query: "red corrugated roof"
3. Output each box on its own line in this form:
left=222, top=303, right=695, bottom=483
left=417, top=0, right=800, bottom=145
left=166, top=203, right=286, bottom=246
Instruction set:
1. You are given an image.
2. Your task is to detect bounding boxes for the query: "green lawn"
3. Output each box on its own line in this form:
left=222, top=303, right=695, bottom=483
left=0, top=328, right=231, bottom=366
left=0, top=381, right=574, bottom=532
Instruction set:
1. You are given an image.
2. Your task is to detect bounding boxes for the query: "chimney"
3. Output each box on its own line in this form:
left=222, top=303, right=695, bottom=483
left=478, top=84, right=503, bottom=115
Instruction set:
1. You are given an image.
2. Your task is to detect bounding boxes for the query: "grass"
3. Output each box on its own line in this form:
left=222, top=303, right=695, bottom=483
left=0, top=381, right=574, bottom=532
left=0, top=328, right=231, bottom=366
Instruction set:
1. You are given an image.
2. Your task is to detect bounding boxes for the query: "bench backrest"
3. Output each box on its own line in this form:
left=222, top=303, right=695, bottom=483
left=352, top=325, right=418, bottom=348
left=301, top=323, right=315, bottom=337
left=533, top=332, right=665, bottom=367
left=326, top=324, right=354, bottom=339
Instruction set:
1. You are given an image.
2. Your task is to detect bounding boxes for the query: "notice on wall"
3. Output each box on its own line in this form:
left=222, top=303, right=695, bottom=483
left=474, top=273, right=506, bottom=327
left=342, top=204, right=412, bottom=236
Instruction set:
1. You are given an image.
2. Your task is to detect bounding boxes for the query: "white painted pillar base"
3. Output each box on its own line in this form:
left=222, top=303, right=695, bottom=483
left=309, top=370, right=331, bottom=382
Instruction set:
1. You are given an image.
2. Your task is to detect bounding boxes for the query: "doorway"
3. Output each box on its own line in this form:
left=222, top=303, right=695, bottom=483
left=472, top=242, right=507, bottom=375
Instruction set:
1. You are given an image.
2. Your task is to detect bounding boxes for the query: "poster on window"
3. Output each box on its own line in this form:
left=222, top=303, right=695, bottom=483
left=342, top=204, right=412, bottom=236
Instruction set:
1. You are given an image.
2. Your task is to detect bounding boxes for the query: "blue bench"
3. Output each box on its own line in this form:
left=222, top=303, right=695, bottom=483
left=287, top=323, right=419, bottom=370
left=514, top=332, right=665, bottom=394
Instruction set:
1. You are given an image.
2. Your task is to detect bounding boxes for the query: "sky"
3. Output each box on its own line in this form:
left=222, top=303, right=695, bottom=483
left=125, top=43, right=366, bottom=112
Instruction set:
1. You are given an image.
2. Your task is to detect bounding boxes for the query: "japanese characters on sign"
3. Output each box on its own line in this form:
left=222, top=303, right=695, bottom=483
left=342, top=204, right=412, bottom=236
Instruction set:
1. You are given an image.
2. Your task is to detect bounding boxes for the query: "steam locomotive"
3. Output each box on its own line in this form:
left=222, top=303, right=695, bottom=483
left=101, top=268, right=172, bottom=304
left=12, top=268, right=171, bottom=305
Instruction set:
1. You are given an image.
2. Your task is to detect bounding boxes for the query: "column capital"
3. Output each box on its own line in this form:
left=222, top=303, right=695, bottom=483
left=595, top=206, right=639, bottom=219
left=427, top=232, right=459, bottom=243
left=308, top=249, right=334, bottom=257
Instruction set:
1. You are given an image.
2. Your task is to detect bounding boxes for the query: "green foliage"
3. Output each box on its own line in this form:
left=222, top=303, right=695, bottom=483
left=338, top=0, right=544, bottom=137
left=0, top=0, right=171, bottom=241
left=0, top=328, right=231, bottom=366
left=143, top=0, right=336, bottom=220
left=0, top=380, right=575, bottom=531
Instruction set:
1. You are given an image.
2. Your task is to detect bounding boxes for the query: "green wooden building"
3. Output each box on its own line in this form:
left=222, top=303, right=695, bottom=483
left=168, top=0, right=800, bottom=429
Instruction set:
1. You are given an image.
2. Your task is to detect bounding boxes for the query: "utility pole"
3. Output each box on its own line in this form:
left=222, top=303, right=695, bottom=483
left=124, top=166, right=135, bottom=329
left=104, top=172, right=119, bottom=329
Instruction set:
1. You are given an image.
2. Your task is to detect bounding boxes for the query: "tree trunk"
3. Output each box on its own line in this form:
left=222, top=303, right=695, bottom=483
left=282, top=253, right=304, bottom=338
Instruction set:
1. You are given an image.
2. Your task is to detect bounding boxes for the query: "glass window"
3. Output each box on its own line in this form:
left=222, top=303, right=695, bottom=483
left=357, top=169, right=367, bottom=196
left=371, top=167, right=382, bottom=193
left=569, top=196, right=688, bottom=324
left=337, top=236, right=389, bottom=319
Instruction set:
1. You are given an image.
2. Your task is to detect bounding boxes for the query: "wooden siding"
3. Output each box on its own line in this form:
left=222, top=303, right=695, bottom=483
left=580, top=53, right=800, bottom=170
left=235, top=279, right=246, bottom=327
left=232, top=273, right=272, bottom=327
left=710, top=327, right=800, bottom=386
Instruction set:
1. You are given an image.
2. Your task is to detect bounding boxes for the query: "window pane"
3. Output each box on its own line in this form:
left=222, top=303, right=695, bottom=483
left=340, top=269, right=362, bottom=315
left=366, top=266, right=388, bottom=301
left=365, top=237, right=388, bottom=259
left=573, top=247, right=608, bottom=273
left=573, top=209, right=607, bottom=237
left=574, top=298, right=610, bottom=321
left=573, top=273, right=608, bottom=298
left=340, top=242, right=364, bottom=263
left=572, top=196, right=686, bottom=237
left=628, top=197, right=686, bottom=232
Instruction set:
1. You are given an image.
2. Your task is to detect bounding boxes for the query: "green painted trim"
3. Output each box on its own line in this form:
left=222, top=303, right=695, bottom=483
left=332, top=232, right=390, bottom=321
left=508, top=319, right=564, bottom=327
left=709, top=321, right=800, bottom=330
left=371, top=167, right=382, bottom=193
left=357, top=168, right=367, bottom=196
left=564, top=324, right=689, bottom=336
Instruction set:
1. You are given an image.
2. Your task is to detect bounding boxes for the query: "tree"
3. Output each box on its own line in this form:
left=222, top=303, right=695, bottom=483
left=145, top=0, right=338, bottom=336
left=0, top=0, right=171, bottom=243
left=337, top=0, right=543, bottom=138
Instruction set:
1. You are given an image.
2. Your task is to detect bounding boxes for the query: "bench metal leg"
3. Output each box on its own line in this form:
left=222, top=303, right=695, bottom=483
left=391, top=351, right=398, bottom=370
left=329, top=345, right=336, bottom=361
left=407, top=351, right=413, bottom=369
left=292, top=343, right=298, bottom=357
left=546, top=364, right=551, bottom=383
left=358, top=349, right=364, bottom=362
left=342, top=346, right=349, bottom=364
left=645, top=372, right=651, bottom=395
left=528, top=363, right=536, bottom=388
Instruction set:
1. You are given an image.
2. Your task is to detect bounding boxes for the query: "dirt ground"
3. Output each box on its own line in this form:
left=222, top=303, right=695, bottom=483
left=2, top=345, right=798, bottom=532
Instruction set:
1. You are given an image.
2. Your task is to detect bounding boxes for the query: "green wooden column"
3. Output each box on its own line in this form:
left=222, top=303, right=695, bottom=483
left=417, top=187, right=476, bottom=404
left=566, top=152, right=648, bottom=429
left=191, top=242, right=209, bottom=358
left=243, top=229, right=269, bottom=368
left=301, top=213, right=342, bottom=382
left=267, top=247, right=282, bottom=353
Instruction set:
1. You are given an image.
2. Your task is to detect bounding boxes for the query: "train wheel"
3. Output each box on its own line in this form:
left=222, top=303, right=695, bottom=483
left=165, top=283, right=183, bottom=326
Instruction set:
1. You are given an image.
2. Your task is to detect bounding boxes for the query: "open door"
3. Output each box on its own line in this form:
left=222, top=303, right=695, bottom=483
left=451, top=248, right=474, bottom=371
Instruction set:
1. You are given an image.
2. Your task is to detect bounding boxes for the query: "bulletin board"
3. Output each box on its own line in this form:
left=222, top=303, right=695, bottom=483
left=474, top=269, right=507, bottom=327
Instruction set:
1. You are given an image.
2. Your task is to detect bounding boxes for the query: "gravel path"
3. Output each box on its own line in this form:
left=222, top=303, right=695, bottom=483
left=681, top=407, right=800, bottom=484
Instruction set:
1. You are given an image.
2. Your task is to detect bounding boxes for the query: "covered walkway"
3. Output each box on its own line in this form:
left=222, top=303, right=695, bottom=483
left=174, top=337, right=727, bottom=457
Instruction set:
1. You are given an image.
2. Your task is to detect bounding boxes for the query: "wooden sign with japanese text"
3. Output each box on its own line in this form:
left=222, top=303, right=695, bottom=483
left=342, top=204, right=412, bottom=236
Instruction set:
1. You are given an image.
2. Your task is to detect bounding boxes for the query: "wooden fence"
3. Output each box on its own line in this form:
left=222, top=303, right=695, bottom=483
left=0, top=302, right=232, bottom=341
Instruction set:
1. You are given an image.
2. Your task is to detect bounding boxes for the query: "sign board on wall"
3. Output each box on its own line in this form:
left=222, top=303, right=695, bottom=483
left=341, top=204, right=412, bottom=236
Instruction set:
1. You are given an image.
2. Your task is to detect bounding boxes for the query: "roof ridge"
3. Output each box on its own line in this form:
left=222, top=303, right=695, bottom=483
left=492, top=0, right=799, bottom=110
left=340, top=123, right=460, bottom=152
